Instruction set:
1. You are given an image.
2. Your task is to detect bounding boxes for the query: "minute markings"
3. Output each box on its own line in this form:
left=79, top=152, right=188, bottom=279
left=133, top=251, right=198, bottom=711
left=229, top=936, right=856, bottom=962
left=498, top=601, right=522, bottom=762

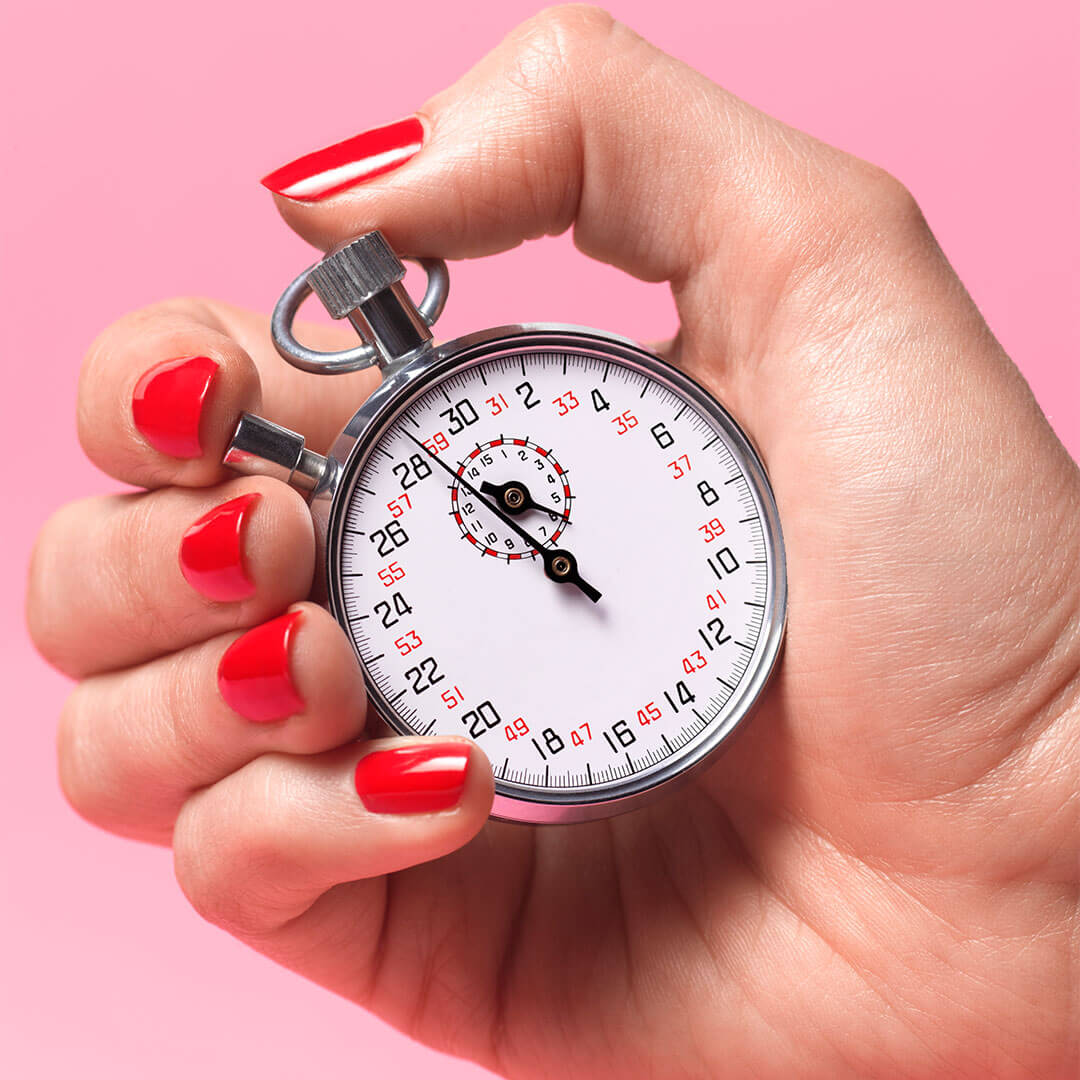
left=340, top=351, right=774, bottom=800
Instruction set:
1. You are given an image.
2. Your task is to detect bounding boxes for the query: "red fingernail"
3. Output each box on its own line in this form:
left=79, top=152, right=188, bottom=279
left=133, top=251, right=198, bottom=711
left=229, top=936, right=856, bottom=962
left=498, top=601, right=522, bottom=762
left=218, top=610, right=304, bottom=723
left=354, top=745, right=470, bottom=814
left=260, top=116, right=424, bottom=202
left=132, top=355, right=218, bottom=459
left=179, top=493, right=260, bottom=602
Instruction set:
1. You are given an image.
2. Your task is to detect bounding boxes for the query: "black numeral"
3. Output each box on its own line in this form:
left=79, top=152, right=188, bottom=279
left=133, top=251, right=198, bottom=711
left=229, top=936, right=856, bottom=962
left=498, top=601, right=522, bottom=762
left=707, top=546, right=740, bottom=581
left=439, top=398, right=479, bottom=436
left=603, top=718, right=637, bottom=752
left=392, top=453, right=433, bottom=490
left=370, top=520, right=409, bottom=557
left=515, top=381, right=539, bottom=409
left=404, top=656, right=444, bottom=694
left=462, top=700, right=502, bottom=738
left=697, top=617, right=732, bottom=651
left=650, top=422, right=675, bottom=449
left=591, top=388, right=611, bottom=412
left=531, top=727, right=566, bottom=760
left=373, top=591, right=412, bottom=629
left=662, top=679, right=696, bottom=714
left=698, top=480, right=719, bottom=506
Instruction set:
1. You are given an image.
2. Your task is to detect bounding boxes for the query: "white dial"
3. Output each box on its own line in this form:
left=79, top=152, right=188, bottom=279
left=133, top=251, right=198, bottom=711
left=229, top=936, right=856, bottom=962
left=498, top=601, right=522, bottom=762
left=331, top=344, right=783, bottom=821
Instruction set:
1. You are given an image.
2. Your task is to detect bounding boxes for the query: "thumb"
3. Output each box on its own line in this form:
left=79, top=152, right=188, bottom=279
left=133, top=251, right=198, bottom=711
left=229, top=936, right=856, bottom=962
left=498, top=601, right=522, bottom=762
left=258, top=5, right=857, bottom=364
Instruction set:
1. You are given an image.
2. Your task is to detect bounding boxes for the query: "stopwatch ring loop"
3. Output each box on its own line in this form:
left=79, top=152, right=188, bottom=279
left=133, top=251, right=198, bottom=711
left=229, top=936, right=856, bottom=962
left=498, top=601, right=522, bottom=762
left=271, top=256, right=449, bottom=374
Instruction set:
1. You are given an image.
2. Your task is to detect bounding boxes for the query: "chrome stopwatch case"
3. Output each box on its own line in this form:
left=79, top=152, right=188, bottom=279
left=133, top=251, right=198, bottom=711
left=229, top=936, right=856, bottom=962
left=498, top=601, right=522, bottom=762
left=224, top=232, right=786, bottom=824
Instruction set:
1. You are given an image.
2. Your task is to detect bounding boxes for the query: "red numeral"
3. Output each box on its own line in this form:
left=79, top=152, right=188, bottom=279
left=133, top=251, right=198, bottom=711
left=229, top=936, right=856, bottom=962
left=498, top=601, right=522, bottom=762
left=637, top=701, right=662, bottom=725
left=570, top=721, right=592, bottom=747
left=698, top=517, right=725, bottom=543
left=394, top=630, right=423, bottom=656
left=682, top=650, right=707, bottom=674
left=486, top=393, right=509, bottom=416
left=387, top=492, right=413, bottom=518
left=552, top=390, right=580, bottom=416
left=612, top=409, right=638, bottom=435
left=423, top=432, right=450, bottom=454
left=505, top=717, right=530, bottom=741
left=441, top=686, right=464, bottom=709
left=668, top=454, right=692, bottom=479
left=706, top=589, right=727, bottom=610
left=377, top=561, right=406, bottom=587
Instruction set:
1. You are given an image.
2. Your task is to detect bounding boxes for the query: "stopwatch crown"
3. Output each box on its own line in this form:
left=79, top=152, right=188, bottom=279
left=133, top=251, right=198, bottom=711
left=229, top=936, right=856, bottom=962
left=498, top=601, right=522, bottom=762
left=307, top=231, right=407, bottom=318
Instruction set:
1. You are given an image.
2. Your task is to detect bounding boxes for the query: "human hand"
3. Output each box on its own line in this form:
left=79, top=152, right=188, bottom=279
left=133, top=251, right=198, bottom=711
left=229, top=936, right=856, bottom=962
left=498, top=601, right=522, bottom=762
left=28, top=7, right=1080, bottom=1077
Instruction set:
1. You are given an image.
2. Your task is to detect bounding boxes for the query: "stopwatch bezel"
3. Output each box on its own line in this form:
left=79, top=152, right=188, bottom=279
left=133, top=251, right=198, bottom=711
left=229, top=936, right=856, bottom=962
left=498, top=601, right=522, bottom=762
left=313, top=325, right=787, bottom=824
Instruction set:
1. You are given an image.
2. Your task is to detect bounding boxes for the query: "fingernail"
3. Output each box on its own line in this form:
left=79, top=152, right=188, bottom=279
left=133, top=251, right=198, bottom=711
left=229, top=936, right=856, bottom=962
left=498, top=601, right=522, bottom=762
left=179, top=492, right=260, bottom=602
left=260, top=116, right=424, bottom=202
left=132, top=355, right=218, bottom=459
left=218, top=610, right=304, bottom=723
left=354, top=745, right=470, bottom=814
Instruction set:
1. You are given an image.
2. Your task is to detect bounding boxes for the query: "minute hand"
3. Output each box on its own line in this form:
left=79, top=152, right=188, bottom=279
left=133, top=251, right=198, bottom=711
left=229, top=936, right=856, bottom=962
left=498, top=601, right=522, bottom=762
left=403, top=432, right=601, bottom=603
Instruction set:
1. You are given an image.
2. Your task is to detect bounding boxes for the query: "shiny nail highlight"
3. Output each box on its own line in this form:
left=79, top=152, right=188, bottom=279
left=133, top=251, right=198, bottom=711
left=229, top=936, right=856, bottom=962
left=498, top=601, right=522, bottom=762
left=179, top=492, right=260, bottom=602
left=260, top=116, right=424, bottom=202
left=132, top=355, right=218, bottom=459
left=217, top=610, right=304, bottom=723
left=354, top=745, right=470, bottom=814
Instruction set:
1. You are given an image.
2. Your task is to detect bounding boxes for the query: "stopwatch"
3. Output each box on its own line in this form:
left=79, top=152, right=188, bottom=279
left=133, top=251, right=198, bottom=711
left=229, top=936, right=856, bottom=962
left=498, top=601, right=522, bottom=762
left=224, top=232, right=786, bottom=823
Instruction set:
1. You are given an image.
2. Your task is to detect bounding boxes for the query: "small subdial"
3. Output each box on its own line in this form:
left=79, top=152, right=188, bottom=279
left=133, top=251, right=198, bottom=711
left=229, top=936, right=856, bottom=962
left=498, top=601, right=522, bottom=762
left=451, top=437, right=573, bottom=560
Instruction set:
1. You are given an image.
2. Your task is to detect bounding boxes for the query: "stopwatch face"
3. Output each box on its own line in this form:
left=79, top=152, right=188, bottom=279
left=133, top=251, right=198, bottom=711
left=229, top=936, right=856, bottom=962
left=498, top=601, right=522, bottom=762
left=326, top=334, right=785, bottom=823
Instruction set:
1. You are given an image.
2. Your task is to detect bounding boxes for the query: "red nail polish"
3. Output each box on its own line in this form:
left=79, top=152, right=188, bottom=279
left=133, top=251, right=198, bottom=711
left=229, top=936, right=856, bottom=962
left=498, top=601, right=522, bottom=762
left=132, top=355, right=218, bottom=459
left=218, top=610, right=304, bottom=723
left=179, top=493, right=260, bottom=602
left=260, top=116, right=424, bottom=202
left=354, top=745, right=470, bottom=814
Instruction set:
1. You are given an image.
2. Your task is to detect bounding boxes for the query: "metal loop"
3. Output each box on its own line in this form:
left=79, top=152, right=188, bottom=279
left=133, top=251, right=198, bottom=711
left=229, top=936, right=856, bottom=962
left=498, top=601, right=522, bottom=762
left=271, top=256, right=449, bottom=375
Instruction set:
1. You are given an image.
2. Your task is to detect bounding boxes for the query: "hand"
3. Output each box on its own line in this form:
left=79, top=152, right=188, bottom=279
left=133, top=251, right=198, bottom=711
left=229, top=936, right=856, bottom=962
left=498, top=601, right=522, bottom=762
left=479, top=479, right=568, bottom=521
left=27, top=7, right=1079, bottom=1078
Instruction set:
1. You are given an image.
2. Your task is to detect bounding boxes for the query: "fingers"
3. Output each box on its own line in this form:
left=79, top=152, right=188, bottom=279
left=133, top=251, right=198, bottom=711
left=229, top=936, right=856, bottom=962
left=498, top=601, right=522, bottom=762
left=78, top=296, right=381, bottom=491
left=28, top=477, right=314, bottom=677
left=262, top=6, right=869, bottom=341
left=57, top=603, right=367, bottom=844
left=173, top=739, right=493, bottom=937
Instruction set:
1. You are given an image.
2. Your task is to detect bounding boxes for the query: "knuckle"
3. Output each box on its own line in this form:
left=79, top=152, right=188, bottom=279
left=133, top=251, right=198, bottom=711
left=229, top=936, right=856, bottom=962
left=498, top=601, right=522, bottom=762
left=27, top=502, right=88, bottom=675
left=528, top=4, right=617, bottom=47
left=852, top=161, right=926, bottom=232
left=173, top=767, right=292, bottom=937
left=489, top=7, right=625, bottom=235
left=783, top=154, right=932, bottom=276
left=514, top=5, right=618, bottom=83
left=56, top=686, right=110, bottom=827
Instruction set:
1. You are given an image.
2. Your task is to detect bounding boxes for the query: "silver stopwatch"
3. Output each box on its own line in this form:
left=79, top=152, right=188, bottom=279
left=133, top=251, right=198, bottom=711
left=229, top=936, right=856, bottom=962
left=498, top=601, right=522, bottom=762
left=224, top=232, right=786, bottom=823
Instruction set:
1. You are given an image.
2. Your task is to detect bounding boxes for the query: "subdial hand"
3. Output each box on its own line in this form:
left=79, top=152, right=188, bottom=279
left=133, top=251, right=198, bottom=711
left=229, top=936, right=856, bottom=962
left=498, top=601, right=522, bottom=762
left=479, top=479, right=569, bottom=521
left=403, top=433, right=601, bottom=604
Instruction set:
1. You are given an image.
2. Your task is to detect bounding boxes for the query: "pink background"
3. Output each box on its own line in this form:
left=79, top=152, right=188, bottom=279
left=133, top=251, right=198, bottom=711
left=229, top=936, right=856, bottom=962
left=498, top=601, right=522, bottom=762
left=2, top=1, right=1076, bottom=1077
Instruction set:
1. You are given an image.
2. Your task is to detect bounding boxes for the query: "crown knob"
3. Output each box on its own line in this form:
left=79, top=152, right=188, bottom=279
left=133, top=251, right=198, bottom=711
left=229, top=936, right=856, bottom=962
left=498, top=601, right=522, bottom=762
left=270, top=231, right=449, bottom=374
left=307, top=232, right=406, bottom=318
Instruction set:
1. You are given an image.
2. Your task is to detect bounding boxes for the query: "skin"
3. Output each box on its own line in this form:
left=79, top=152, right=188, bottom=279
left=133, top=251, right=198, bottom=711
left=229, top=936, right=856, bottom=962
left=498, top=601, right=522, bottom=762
left=26, top=7, right=1079, bottom=1078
